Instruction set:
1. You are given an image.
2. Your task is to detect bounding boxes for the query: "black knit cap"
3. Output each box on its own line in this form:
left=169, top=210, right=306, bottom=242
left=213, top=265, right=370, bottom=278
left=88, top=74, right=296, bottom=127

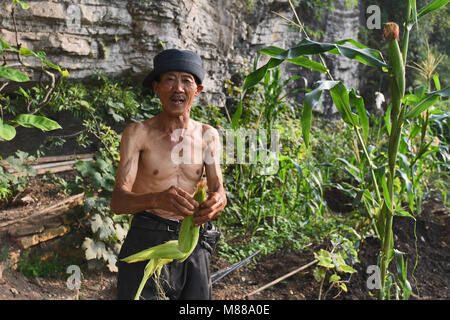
left=143, top=49, right=205, bottom=90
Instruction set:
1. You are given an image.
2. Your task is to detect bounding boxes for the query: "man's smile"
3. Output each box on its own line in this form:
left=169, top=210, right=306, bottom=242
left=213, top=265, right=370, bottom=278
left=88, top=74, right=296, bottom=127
left=171, top=94, right=186, bottom=105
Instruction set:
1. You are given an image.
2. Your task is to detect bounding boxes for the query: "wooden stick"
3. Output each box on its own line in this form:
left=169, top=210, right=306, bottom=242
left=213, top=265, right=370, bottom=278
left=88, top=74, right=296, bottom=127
left=244, top=259, right=318, bottom=298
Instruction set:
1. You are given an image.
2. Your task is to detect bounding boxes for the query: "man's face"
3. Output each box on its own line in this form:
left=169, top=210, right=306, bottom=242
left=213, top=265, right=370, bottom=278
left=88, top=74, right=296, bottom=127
left=152, top=71, right=203, bottom=117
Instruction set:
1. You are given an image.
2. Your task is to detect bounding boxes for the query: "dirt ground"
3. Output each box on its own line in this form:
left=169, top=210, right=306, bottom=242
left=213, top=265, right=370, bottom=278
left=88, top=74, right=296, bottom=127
left=0, top=175, right=448, bottom=300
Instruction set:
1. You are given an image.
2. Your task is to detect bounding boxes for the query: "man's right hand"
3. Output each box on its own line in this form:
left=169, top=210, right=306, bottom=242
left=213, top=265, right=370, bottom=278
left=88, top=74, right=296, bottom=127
left=154, top=185, right=199, bottom=217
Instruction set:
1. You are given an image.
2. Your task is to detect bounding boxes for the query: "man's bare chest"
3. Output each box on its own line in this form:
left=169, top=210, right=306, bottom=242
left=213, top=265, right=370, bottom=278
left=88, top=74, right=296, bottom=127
left=138, top=132, right=205, bottom=180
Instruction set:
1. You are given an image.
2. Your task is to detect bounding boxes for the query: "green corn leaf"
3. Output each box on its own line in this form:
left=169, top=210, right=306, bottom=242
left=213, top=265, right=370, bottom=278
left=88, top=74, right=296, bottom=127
left=14, top=114, right=62, bottom=131
left=302, top=81, right=340, bottom=146
left=245, top=38, right=386, bottom=94
left=393, top=249, right=412, bottom=300
left=286, top=56, right=329, bottom=73
left=384, top=104, right=392, bottom=135
left=350, top=89, right=369, bottom=143
left=433, top=74, right=441, bottom=91
left=0, top=120, right=16, bottom=141
left=394, top=208, right=416, bottom=220
left=405, top=87, right=449, bottom=119
left=397, top=168, right=414, bottom=212
left=242, top=58, right=283, bottom=92
left=329, top=82, right=359, bottom=127
left=417, top=0, right=449, bottom=19
left=380, top=175, right=392, bottom=211
left=0, top=65, right=30, bottom=82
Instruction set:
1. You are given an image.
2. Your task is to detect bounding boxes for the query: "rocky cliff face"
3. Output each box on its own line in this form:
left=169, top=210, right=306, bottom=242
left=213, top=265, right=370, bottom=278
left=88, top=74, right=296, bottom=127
left=0, top=0, right=360, bottom=108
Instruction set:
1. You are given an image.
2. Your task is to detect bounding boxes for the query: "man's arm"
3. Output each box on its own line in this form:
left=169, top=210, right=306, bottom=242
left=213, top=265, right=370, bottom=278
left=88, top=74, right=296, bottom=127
left=193, top=125, right=227, bottom=226
left=110, top=123, right=198, bottom=216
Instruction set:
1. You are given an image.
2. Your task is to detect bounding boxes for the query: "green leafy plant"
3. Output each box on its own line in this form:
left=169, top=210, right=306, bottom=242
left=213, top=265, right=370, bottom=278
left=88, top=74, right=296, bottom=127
left=0, top=1, right=68, bottom=141
left=233, top=0, right=449, bottom=299
left=0, top=0, right=68, bottom=157
left=0, top=150, right=36, bottom=202
left=17, top=251, right=81, bottom=278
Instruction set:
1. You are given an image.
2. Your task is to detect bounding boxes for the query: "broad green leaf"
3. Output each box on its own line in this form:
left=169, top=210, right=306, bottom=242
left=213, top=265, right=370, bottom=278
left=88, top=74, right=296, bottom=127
left=0, top=120, right=16, bottom=141
left=0, top=37, right=11, bottom=51
left=61, top=69, right=70, bottom=77
left=246, top=38, right=386, bottom=94
left=334, top=44, right=387, bottom=68
left=350, top=89, right=369, bottom=142
left=384, top=104, right=392, bottom=135
left=14, top=114, right=62, bottom=131
left=394, top=208, right=416, bottom=219
left=417, top=0, right=449, bottom=19
left=0, top=65, right=30, bottom=82
left=258, top=46, right=285, bottom=57
left=313, top=267, right=326, bottom=281
left=302, top=81, right=340, bottom=146
left=329, top=82, right=357, bottom=127
left=286, top=56, right=329, bottom=73
left=433, top=74, right=441, bottom=91
left=279, top=38, right=386, bottom=68
left=329, top=274, right=341, bottom=283
left=405, top=87, right=449, bottom=119
left=242, top=58, right=283, bottom=92
left=314, top=249, right=334, bottom=269
left=334, top=254, right=356, bottom=273
left=19, top=47, right=36, bottom=57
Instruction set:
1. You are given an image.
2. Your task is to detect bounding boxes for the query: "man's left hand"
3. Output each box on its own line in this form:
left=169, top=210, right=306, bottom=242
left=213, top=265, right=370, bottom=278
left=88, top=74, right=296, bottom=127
left=193, top=192, right=226, bottom=226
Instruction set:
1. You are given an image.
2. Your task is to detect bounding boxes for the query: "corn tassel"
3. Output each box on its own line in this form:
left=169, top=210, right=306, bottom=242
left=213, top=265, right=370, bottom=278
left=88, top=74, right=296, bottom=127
left=121, top=181, right=208, bottom=300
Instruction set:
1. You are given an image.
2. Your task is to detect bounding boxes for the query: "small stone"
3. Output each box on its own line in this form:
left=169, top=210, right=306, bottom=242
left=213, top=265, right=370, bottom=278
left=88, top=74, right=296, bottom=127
left=20, top=195, right=35, bottom=205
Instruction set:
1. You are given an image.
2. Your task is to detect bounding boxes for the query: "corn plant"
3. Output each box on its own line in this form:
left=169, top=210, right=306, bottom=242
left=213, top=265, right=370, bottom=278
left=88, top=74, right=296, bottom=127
left=234, top=0, right=449, bottom=299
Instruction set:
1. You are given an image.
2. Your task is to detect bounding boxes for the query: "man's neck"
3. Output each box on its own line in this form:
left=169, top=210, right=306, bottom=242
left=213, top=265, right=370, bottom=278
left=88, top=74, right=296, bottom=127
left=157, top=111, right=192, bottom=134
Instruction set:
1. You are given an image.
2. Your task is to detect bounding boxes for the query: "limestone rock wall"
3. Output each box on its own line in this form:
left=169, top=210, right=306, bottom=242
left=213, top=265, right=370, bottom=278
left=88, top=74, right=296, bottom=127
left=0, top=0, right=361, bottom=108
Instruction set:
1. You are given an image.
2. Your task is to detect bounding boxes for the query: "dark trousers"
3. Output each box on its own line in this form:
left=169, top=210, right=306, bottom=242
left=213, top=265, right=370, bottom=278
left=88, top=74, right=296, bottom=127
left=117, top=212, right=212, bottom=300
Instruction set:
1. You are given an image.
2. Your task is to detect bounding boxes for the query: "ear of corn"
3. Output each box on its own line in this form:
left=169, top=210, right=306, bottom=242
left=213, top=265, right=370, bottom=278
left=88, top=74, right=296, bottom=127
left=121, top=240, right=185, bottom=263
left=121, top=181, right=208, bottom=300
left=384, top=22, right=405, bottom=121
left=177, top=181, right=206, bottom=257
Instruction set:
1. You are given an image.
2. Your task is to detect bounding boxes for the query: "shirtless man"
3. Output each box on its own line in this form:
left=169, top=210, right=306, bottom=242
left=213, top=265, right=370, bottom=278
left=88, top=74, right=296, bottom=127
left=111, top=49, right=226, bottom=300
